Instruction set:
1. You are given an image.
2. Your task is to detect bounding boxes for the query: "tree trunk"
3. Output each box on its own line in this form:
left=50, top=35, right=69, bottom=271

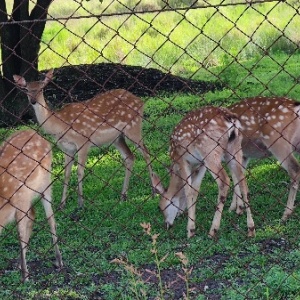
left=0, top=0, right=52, bottom=127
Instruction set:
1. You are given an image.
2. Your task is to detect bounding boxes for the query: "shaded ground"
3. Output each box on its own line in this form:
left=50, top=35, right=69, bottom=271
left=4, top=237, right=288, bottom=299
left=43, top=63, right=222, bottom=108
left=94, top=237, right=289, bottom=299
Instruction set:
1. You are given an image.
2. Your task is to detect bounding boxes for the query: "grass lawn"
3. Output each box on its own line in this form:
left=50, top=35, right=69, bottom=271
left=2, top=0, right=300, bottom=298
left=1, top=52, right=300, bottom=299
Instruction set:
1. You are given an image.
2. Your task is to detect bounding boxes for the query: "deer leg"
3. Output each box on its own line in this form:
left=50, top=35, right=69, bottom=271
left=226, top=152, right=255, bottom=237
left=16, top=206, right=35, bottom=282
left=114, top=135, right=135, bottom=201
left=266, top=142, right=300, bottom=221
left=60, top=151, right=76, bottom=209
left=282, top=155, right=300, bottom=221
left=126, top=127, right=155, bottom=197
left=0, top=203, right=15, bottom=234
left=178, top=160, right=198, bottom=238
left=229, top=156, right=249, bottom=214
left=77, top=147, right=89, bottom=207
left=190, top=165, right=207, bottom=204
left=42, top=186, right=63, bottom=269
left=136, top=142, right=156, bottom=196
left=181, top=165, right=206, bottom=219
left=206, top=157, right=230, bottom=238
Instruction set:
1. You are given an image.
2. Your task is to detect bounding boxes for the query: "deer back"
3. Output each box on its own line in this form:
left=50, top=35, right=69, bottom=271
left=170, top=106, right=240, bottom=163
left=229, top=96, right=300, bottom=156
left=0, top=130, right=52, bottom=201
left=54, top=89, right=144, bottom=143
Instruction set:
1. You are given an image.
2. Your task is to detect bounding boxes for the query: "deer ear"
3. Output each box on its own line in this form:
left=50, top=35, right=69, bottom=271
left=44, top=69, right=54, bottom=84
left=152, top=173, right=165, bottom=195
left=13, top=75, right=26, bottom=88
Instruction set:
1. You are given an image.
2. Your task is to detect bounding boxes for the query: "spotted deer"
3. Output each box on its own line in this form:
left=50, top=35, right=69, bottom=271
left=229, top=96, right=300, bottom=221
left=14, top=70, right=155, bottom=208
left=153, top=106, right=255, bottom=238
left=0, top=129, right=63, bottom=282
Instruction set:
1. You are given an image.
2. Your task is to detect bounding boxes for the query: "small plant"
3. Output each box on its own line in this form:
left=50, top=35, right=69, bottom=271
left=140, top=222, right=167, bottom=299
left=110, top=257, right=148, bottom=300
left=112, top=222, right=194, bottom=299
left=175, top=252, right=194, bottom=300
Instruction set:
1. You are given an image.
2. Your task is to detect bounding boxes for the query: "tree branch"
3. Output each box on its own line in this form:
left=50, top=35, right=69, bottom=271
left=31, top=0, right=52, bottom=20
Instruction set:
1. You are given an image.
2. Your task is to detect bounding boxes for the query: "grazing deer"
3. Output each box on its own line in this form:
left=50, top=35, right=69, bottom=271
left=229, top=96, right=300, bottom=221
left=0, top=129, right=63, bottom=282
left=153, top=106, right=255, bottom=238
left=14, top=70, right=155, bottom=208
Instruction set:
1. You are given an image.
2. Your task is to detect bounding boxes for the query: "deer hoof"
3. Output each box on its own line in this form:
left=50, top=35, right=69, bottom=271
left=165, top=222, right=173, bottom=230
left=208, top=228, right=218, bottom=240
left=187, top=228, right=195, bottom=238
left=121, top=194, right=127, bottom=201
left=248, top=227, right=256, bottom=238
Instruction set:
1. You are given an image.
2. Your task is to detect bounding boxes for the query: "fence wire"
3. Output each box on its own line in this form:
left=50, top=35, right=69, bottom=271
left=1, top=0, right=300, bottom=299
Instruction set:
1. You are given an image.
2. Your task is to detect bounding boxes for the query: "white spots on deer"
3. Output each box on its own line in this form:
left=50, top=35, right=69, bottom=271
left=13, top=70, right=155, bottom=208
left=157, top=105, right=255, bottom=239
left=247, top=115, right=255, bottom=124
left=262, top=134, right=270, bottom=140
left=0, top=129, right=63, bottom=281
left=229, top=96, right=300, bottom=222
left=278, top=105, right=290, bottom=114
left=273, top=122, right=282, bottom=129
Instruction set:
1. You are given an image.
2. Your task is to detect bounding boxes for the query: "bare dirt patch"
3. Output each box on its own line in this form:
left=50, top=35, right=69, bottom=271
left=43, top=63, right=221, bottom=107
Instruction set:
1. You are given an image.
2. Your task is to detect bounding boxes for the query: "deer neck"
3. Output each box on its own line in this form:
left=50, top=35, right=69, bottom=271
left=167, top=166, right=186, bottom=199
left=32, top=95, right=65, bottom=136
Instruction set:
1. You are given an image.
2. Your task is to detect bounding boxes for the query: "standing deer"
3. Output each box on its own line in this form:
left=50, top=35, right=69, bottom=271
left=0, top=129, right=63, bottom=282
left=229, top=96, right=300, bottom=221
left=153, top=106, right=255, bottom=238
left=14, top=70, right=155, bottom=208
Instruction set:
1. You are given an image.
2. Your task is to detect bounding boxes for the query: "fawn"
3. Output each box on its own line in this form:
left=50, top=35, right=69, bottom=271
left=14, top=70, right=156, bottom=208
left=0, top=129, right=63, bottom=281
left=153, top=106, right=255, bottom=238
left=229, top=96, right=300, bottom=220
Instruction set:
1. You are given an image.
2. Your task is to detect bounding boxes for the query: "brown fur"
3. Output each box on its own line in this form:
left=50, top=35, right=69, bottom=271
left=14, top=70, right=155, bottom=208
left=0, top=129, right=63, bottom=281
left=229, top=96, right=300, bottom=220
left=153, top=106, right=255, bottom=238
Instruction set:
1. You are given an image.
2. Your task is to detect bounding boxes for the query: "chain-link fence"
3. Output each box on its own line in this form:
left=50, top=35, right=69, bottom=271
left=1, top=0, right=300, bottom=298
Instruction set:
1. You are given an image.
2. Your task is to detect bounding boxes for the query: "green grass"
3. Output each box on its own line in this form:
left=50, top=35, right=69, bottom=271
left=1, top=52, right=300, bottom=298
left=2, top=0, right=300, bottom=298
left=33, top=0, right=300, bottom=73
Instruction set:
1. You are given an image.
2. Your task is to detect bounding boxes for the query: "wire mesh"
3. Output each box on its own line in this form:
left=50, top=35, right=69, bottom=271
left=0, top=0, right=300, bottom=298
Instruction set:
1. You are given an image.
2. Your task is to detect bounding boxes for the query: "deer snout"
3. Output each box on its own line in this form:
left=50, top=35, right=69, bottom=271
left=28, top=96, right=37, bottom=105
